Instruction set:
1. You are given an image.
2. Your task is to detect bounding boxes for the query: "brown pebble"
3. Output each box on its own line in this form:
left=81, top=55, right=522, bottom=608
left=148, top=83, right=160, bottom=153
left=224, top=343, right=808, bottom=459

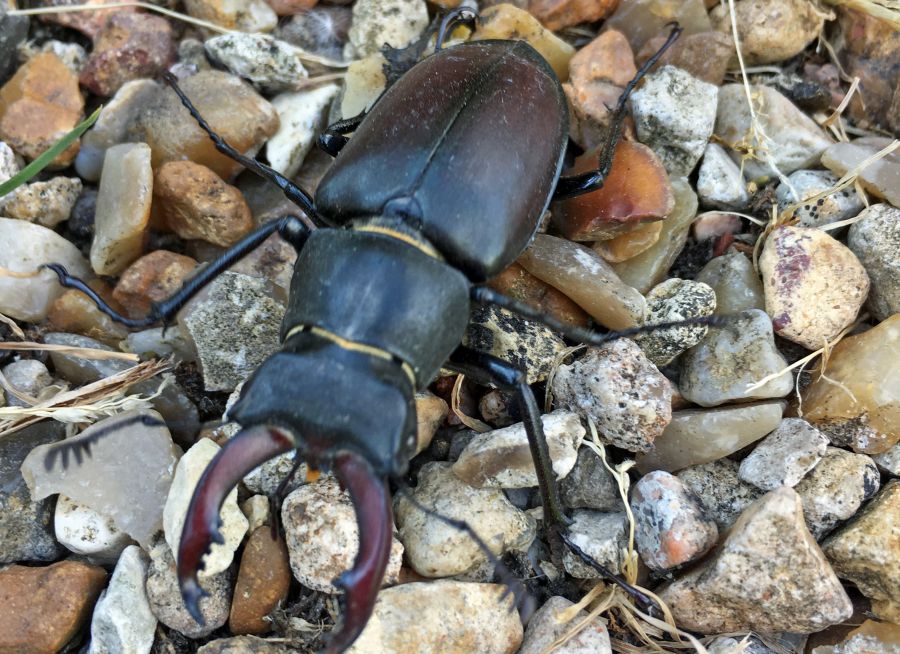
left=0, top=53, right=84, bottom=166
left=155, top=161, right=254, bottom=247
left=39, top=0, right=136, bottom=39
left=593, top=220, right=663, bottom=263
left=0, top=560, right=107, bottom=654
left=264, top=0, right=318, bottom=15
left=488, top=262, right=590, bottom=328
left=47, top=282, right=130, bottom=346
left=553, top=139, right=673, bottom=241
left=528, top=0, right=620, bottom=31
left=229, top=527, right=291, bottom=635
left=636, top=31, right=734, bottom=86
left=112, top=250, right=198, bottom=319
left=80, top=13, right=175, bottom=97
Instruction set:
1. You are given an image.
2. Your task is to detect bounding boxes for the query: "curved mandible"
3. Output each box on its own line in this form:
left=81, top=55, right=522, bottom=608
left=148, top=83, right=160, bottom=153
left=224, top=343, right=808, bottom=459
left=177, top=425, right=296, bottom=622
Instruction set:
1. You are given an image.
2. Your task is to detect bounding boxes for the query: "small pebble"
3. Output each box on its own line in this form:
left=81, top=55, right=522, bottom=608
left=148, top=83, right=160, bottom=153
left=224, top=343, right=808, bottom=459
left=267, top=84, right=339, bottom=178
left=337, top=53, right=387, bottom=119
left=275, top=7, right=351, bottom=63
left=0, top=176, right=82, bottom=227
left=529, top=0, right=617, bottom=30
left=552, top=340, right=672, bottom=453
left=453, top=410, right=585, bottom=488
left=821, top=137, right=900, bottom=207
left=739, top=418, right=829, bottom=490
left=679, top=309, right=793, bottom=406
left=604, top=0, right=711, bottom=52
left=489, top=262, right=590, bottom=329
left=154, top=161, right=253, bottom=247
left=281, top=476, right=403, bottom=593
left=198, top=636, right=293, bottom=653
left=29, top=40, right=87, bottom=75
left=873, top=443, right=900, bottom=477
left=776, top=169, right=864, bottom=228
left=635, top=31, right=733, bottom=86
left=716, top=84, right=831, bottom=178
left=87, top=545, right=156, bottom=654
left=847, top=203, right=900, bottom=321
left=55, top=495, right=133, bottom=564
left=184, top=0, right=277, bottom=32
left=345, top=0, right=428, bottom=59
left=112, top=250, right=198, bottom=319
left=695, top=251, right=766, bottom=316
left=0, top=4, right=29, bottom=81
left=631, top=470, right=718, bottom=571
left=635, top=278, right=716, bottom=366
left=415, top=391, right=448, bottom=454
left=47, top=282, right=130, bottom=346
left=810, top=620, right=900, bottom=654
left=659, top=487, right=852, bottom=633
left=2, top=358, right=54, bottom=406
left=229, top=527, right=291, bottom=635
left=561, top=510, right=628, bottom=579
left=560, top=446, right=623, bottom=511
left=629, top=65, right=718, bottom=176
left=518, top=596, right=611, bottom=654
left=395, top=462, right=535, bottom=578
left=697, top=143, right=749, bottom=209
left=347, top=581, right=524, bottom=654
left=677, top=458, right=764, bottom=531
left=243, top=450, right=304, bottom=496
left=241, top=495, right=271, bottom=533
left=760, top=225, right=869, bottom=350
left=636, top=400, right=784, bottom=473
left=205, top=34, right=309, bottom=94
left=794, top=446, right=880, bottom=539
left=593, top=221, right=663, bottom=264
left=0, top=561, right=107, bottom=654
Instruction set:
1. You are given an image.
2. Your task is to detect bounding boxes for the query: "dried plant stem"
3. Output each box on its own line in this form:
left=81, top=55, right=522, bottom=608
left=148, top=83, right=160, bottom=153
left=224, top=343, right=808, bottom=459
left=450, top=374, right=491, bottom=432
left=0, top=341, right=139, bottom=362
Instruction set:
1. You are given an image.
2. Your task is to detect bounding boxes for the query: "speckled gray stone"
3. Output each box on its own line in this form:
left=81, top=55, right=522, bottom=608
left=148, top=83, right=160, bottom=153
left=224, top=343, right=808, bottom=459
left=560, top=447, right=623, bottom=512
left=204, top=34, right=308, bottom=94
left=677, top=459, right=764, bottom=531
left=695, top=251, right=765, bottom=316
left=518, top=596, right=612, bottom=654
left=739, top=418, right=829, bottom=490
left=847, top=203, right=900, bottom=321
left=697, top=143, right=749, bottom=209
left=345, top=0, right=427, bottom=59
left=635, top=278, right=716, bottom=366
left=561, top=510, right=628, bottom=579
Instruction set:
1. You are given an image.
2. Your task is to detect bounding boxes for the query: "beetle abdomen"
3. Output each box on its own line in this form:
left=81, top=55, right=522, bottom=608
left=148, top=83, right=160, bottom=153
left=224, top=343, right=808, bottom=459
left=316, top=40, right=568, bottom=281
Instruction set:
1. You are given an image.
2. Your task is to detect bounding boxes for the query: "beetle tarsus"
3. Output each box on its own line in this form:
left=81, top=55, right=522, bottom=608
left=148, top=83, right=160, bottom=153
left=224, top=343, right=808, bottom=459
left=44, top=413, right=165, bottom=471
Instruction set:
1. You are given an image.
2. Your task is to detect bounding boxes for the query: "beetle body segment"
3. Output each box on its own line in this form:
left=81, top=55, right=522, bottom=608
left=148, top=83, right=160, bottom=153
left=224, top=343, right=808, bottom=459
left=316, top=39, right=569, bottom=281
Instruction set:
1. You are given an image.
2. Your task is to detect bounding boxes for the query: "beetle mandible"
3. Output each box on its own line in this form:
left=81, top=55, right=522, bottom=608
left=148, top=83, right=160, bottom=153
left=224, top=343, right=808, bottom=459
left=45, top=13, right=704, bottom=652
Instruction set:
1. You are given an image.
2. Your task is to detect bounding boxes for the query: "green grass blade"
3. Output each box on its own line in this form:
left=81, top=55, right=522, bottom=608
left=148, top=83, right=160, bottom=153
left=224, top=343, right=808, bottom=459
left=0, top=105, right=103, bottom=198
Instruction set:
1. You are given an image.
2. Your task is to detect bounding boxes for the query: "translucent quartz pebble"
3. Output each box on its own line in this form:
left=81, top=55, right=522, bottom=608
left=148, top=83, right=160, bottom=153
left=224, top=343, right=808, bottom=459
left=90, top=142, right=153, bottom=276
left=611, top=177, right=698, bottom=293
left=22, top=410, right=179, bottom=548
left=604, top=0, right=712, bottom=51
left=801, top=313, right=900, bottom=454
left=821, top=136, right=900, bottom=207
left=0, top=218, right=90, bottom=322
left=695, top=251, right=765, bottom=316
left=636, top=400, right=784, bottom=473
left=517, top=233, right=646, bottom=330
left=811, top=620, right=900, bottom=654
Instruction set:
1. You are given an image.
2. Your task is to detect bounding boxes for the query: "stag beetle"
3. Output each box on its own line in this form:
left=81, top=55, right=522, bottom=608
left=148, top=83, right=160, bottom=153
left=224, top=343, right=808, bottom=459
left=44, top=12, right=703, bottom=652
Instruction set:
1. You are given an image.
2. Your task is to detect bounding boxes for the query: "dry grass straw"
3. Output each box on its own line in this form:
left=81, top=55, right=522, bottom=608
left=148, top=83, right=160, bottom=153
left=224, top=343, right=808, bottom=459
left=0, top=357, right=171, bottom=437
left=0, top=341, right=139, bottom=362
left=818, top=0, right=900, bottom=29
left=451, top=373, right=491, bottom=432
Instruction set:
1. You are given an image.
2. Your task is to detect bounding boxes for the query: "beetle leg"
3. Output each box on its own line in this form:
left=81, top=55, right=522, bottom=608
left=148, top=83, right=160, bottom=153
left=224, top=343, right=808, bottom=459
left=162, top=72, right=321, bottom=220
left=551, top=23, right=683, bottom=200
left=43, top=215, right=311, bottom=328
left=327, top=451, right=393, bottom=654
left=471, top=286, right=730, bottom=350
left=318, top=113, right=367, bottom=157
left=435, top=7, right=478, bottom=52
left=178, top=425, right=296, bottom=622
left=43, top=413, right=165, bottom=471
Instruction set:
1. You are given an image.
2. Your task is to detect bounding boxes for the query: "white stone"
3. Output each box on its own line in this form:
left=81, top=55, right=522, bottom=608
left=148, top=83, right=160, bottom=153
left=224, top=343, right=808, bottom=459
left=562, top=510, right=628, bottom=579
left=518, top=596, right=611, bottom=654
left=339, top=54, right=387, bottom=119
left=0, top=141, right=20, bottom=182
left=240, top=494, right=270, bottom=533
left=776, top=169, right=864, bottom=228
left=55, top=495, right=133, bottom=564
left=267, top=84, right=339, bottom=178
left=0, top=217, right=90, bottom=321
left=88, top=545, right=156, bottom=654
left=739, top=418, right=829, bottom=490
left=281, top=475, right=403, bottom=593
left=346, top=0, right=428, bottom=59
left=629, top=65, right=718, bottom=176
left=204, top=34, right=309, bottom=94
left=451, top=410, right=585, bottom=488
left=697, top=143, right=749, bottom=209
left=163, top=438, right=248, bottom=578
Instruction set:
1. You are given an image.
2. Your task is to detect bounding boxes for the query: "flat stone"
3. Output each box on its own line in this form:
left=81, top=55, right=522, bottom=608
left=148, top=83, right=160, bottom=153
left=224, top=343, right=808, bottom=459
left=677, top=458, right=764, bottom=531
left=715, top=84, right=831, bottom=179
left=739, top=418, right=828, bottom=490
left=847, top=203, right=900, bottom=321
left=267, top=84, right=339, bottom=178
left=635, top=31, right=733, bottom=86
left=452, top=410, right=585, bottom=488
left=709, top=0, right=827, bottom=65
left=0, top=176, right=82, bottom=227
left=695, top=251, right=766, bottom=316
left=822, top=481, right=900, bottom=610
left=154, top=161, right=253, bottom=248
left=198, top=636, right=293, bottom=653
left=518, top=595, right=611, bottom=654
left=0, top=217, right=90, bottom=322
left=0, top=561, right=107, bottom=654
left=88, top=545, right=156, bottom=654
left=560, top=446, right=623, bottom=511
left=345, top=0, right=427, bottom=59
left=603, top=0, right=711, bottom=52
left=821, top=137, right=900, bottom=207
left=697, top=143, right=749, bottom=209
left=794, top=446, right=880, bottom=539
left=658, top=487, right=852, bottom=633
left=680, top=309, right=793, bottom=406
left=112, top=250, right=198, bottom=319
left=90, top=142, right=153, bottom=276
left=518, top=234, right=647, bottom=329
left=395, top=462, right=535, bottom=578
left=164, top=438, right=249, bottom=578
left=229, top=527, right=291, bottom=635
left=22, top=410, right=180, bottom=548
left=184, top=0, right=277, bottom=32
left=146, top=538, right=233, bottom=638
left=181, top=271, right=285, bottom=392
left=488, top=263, right=589, bottom=329
left=761, top=225, right=869, bottom=350
left=281, top=476, right=403, bottom=593
left=55, top=495, right=133, bottom=564
left=636, top=400, right=784, bottom=473
left=464, top=304, right=566, bottom=384
left=593, top=221, right=663, bottom=264
left=528, top=0, right=618, bottom=30
left=205, top=34, right=309, bottom=94
left=631, top=470, right=718, bottom=571
left=347, top=581, right=523, bottom=654
left=635, top=278, right=716, bottom=366
left=0, top=422, right=65, bottom=564
left=551, top=340, right=671, bottom=453
left=776, top=169, right=864, bottom=228
left=561, top=510, right=628, bottom=579
left=629, top=65, right=718, bottom=176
